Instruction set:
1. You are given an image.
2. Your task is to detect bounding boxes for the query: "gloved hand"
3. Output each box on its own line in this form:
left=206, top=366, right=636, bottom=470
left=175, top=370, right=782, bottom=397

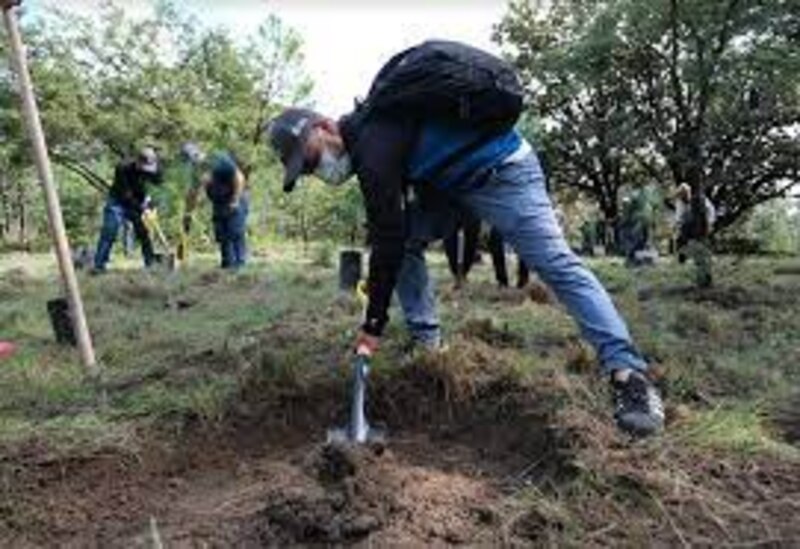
left=182, top=214, right=192, bottom=233
left=354, top=329, right=380, bottom=357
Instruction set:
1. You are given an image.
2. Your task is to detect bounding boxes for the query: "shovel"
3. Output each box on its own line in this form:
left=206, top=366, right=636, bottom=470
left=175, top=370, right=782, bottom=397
left=327, top=351, right=385, bottom=446
left=328, top=278, right=386, bottom=446
left=142, top=208, right=177, bottom=272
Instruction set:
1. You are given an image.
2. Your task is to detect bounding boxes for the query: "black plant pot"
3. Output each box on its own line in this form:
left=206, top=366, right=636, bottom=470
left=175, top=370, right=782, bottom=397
left=338, top=250, right=363, bottom=291
left=46, top=297, right=77, bottom=346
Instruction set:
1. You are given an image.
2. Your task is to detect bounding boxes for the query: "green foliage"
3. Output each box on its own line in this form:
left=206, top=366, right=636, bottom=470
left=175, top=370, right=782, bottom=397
left=1, top=0, right=346, bottom=248
left=741, top=199, right=800, bottom=255
left=496, top=0, right=800, bottom=233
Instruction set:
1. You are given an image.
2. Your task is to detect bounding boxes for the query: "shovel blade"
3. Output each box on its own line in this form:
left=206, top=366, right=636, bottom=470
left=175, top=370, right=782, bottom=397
left=326, top=425, right=386, bottom=447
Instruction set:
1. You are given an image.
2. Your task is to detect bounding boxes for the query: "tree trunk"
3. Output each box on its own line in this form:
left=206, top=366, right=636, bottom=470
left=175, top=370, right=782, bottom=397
left=16, top=177, right=26, bottom=246
left=0, top=172, right=9, bottom=239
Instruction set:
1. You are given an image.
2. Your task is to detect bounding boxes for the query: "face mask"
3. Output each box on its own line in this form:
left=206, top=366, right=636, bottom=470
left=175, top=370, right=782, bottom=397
left=314, top=147, right=352, bottom=186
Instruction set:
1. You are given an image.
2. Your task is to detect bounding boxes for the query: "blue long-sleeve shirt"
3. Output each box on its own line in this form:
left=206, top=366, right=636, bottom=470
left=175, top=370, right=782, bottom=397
left=408, top=123, right=522, bottom=189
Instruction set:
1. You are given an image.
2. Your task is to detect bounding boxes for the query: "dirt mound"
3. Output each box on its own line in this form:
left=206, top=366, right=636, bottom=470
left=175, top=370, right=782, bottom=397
left=7, top=342, right=565, bottom=546
left=237, top=443, right=501, bottom=546
left=167, top=340, right=576, bottom=546
left=224, top=335, right=574, bottom=476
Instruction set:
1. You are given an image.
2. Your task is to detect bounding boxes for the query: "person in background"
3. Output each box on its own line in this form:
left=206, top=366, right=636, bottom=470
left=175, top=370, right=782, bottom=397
left=674, top=183, right=716, bottom=258
left=92, top=147, right=162, bottom=273
left=488, top=227, right=529, bottom=288
left=674, top=183, right=716, bottom=286
left=443, top=208, right=481, bottom=289
left=181, top=144, right=250, bottom=270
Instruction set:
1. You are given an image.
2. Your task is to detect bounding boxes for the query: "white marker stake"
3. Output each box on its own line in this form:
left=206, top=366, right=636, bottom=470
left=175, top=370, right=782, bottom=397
left=2, top=0, right=98, bottom=376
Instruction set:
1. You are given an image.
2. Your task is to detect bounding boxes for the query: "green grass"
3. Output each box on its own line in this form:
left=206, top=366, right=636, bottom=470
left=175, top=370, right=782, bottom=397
left=676, top=403, right=800, bottom=459
left=0, top=247, right=798, bottom=464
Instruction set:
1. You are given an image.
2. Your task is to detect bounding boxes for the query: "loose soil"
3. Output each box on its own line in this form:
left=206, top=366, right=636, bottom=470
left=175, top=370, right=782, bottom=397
left=0, top=350, right=573, bottom=547
left=2, top=345, right=799, bottom=548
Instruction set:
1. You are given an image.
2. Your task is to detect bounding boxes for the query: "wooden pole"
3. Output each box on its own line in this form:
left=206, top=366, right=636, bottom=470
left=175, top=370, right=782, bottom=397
left=2, top=0, right=98, bottom=376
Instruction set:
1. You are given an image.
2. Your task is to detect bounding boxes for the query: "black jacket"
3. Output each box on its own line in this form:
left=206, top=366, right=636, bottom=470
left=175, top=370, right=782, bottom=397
left=339, top=112, right=419, bottom=336
left=108, top=161, right=162, bottom=212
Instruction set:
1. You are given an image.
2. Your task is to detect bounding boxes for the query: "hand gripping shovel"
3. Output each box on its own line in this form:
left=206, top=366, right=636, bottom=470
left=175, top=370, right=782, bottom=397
left=327, top=351, right=385, bottom=446
left=327, top=280, right=385, bottom=446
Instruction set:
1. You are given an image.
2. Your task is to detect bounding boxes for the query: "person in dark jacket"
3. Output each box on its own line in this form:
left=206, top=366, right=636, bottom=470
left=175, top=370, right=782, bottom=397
left=488, top=227, right=530, bottom=289
left=181, top=145, right=249, bottom=270
left=443, top=208, right=480, bottom=289
left=92, top=147, right=162, bottom=273
left=266, top=54, right=664, bottom=437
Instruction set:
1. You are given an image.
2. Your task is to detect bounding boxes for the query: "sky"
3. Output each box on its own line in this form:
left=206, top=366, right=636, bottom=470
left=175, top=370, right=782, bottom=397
left=25, top=0, right=509, bottom=116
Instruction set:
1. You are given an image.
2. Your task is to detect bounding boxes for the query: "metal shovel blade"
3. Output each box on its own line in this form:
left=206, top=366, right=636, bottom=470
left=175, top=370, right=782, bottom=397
left=327, top=354, right=386, bottom=446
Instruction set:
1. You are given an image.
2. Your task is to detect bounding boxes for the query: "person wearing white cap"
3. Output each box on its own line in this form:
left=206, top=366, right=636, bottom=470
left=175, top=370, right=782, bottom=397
left=92, top=147, right=163, bottom=273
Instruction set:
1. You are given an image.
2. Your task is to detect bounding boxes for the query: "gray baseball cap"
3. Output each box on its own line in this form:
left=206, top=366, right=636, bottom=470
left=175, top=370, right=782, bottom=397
left=179, top=142, right=205, bottom=165
left=265, top=108, right=323, bottom=192
left=137, top=146, right=159, bottom=175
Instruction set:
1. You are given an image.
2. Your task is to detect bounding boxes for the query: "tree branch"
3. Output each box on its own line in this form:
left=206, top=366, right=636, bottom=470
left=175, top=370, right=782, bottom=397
left=50, top=152, right=110, bottom=194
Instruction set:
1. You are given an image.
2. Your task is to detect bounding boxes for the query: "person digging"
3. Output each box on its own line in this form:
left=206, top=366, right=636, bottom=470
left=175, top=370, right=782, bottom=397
left=91, top=147, right=163, bottom=274
left=180, top=144, right=250, bottom=271
left=267, top=40, right=664, bottom=437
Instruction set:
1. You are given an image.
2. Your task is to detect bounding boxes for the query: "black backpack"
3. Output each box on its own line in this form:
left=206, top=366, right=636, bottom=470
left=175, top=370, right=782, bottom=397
left=358, top=40, right=524, bottom=133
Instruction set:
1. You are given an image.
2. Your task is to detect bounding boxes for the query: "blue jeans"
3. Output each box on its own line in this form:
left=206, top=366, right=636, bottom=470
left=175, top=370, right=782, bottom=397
left=396, top=151, right=647, bottom=373
left=94, top=199, right=154, bottom=270
left=212, top=197, right=249, bottom=270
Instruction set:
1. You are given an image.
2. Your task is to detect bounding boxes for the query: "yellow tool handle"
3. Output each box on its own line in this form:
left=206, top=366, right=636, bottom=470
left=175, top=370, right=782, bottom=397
left=141, top=209, right=170, bottom=251
left=356, top=280, right=369, bottom=307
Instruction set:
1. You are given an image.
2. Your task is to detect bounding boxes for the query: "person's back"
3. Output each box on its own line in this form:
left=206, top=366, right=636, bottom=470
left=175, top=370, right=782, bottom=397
left=407, top=120, right=523, bottom=191
left=108, top=161, right=147, bottom=212
left=207, top=151, right=250, bottom=270
left=206, top=152, right=241, bottom=206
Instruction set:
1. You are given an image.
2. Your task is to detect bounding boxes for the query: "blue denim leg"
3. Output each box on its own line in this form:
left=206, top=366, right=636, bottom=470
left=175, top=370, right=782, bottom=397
left=121, top=221, right=135, bottom=257
left=394, top=197, right=458, bottom=346
left=229, top=197, right=249, bottom=268
left=460, top=153, right=647, bottom=374
left=125, top=209, right=155, bottom=267
left=213, top=198, right=249, bottom=270
left=212, top=210, right=234, bottom=269
left=94, top=200, right=125, bottom=270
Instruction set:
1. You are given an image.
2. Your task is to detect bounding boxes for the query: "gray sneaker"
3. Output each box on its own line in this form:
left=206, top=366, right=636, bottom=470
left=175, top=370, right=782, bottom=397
left=403, top=337, right=448, bottom=362
left=611, top=370, right=665, bottom=437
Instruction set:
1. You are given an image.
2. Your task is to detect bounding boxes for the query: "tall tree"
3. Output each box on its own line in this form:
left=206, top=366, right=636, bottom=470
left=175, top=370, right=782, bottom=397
left=497, top=0, right=800, bottom=234
left=623, top=0, right=800, bottom=231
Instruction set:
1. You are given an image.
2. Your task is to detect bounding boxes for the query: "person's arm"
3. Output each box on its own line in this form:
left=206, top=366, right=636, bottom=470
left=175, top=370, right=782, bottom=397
left=705, top=197, right=716, bottom=232
left=230, top=169, right=246, bottom=209
left=356, top=117, right=416, bottom=339
left=183, top=171, right=209, bottom=231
